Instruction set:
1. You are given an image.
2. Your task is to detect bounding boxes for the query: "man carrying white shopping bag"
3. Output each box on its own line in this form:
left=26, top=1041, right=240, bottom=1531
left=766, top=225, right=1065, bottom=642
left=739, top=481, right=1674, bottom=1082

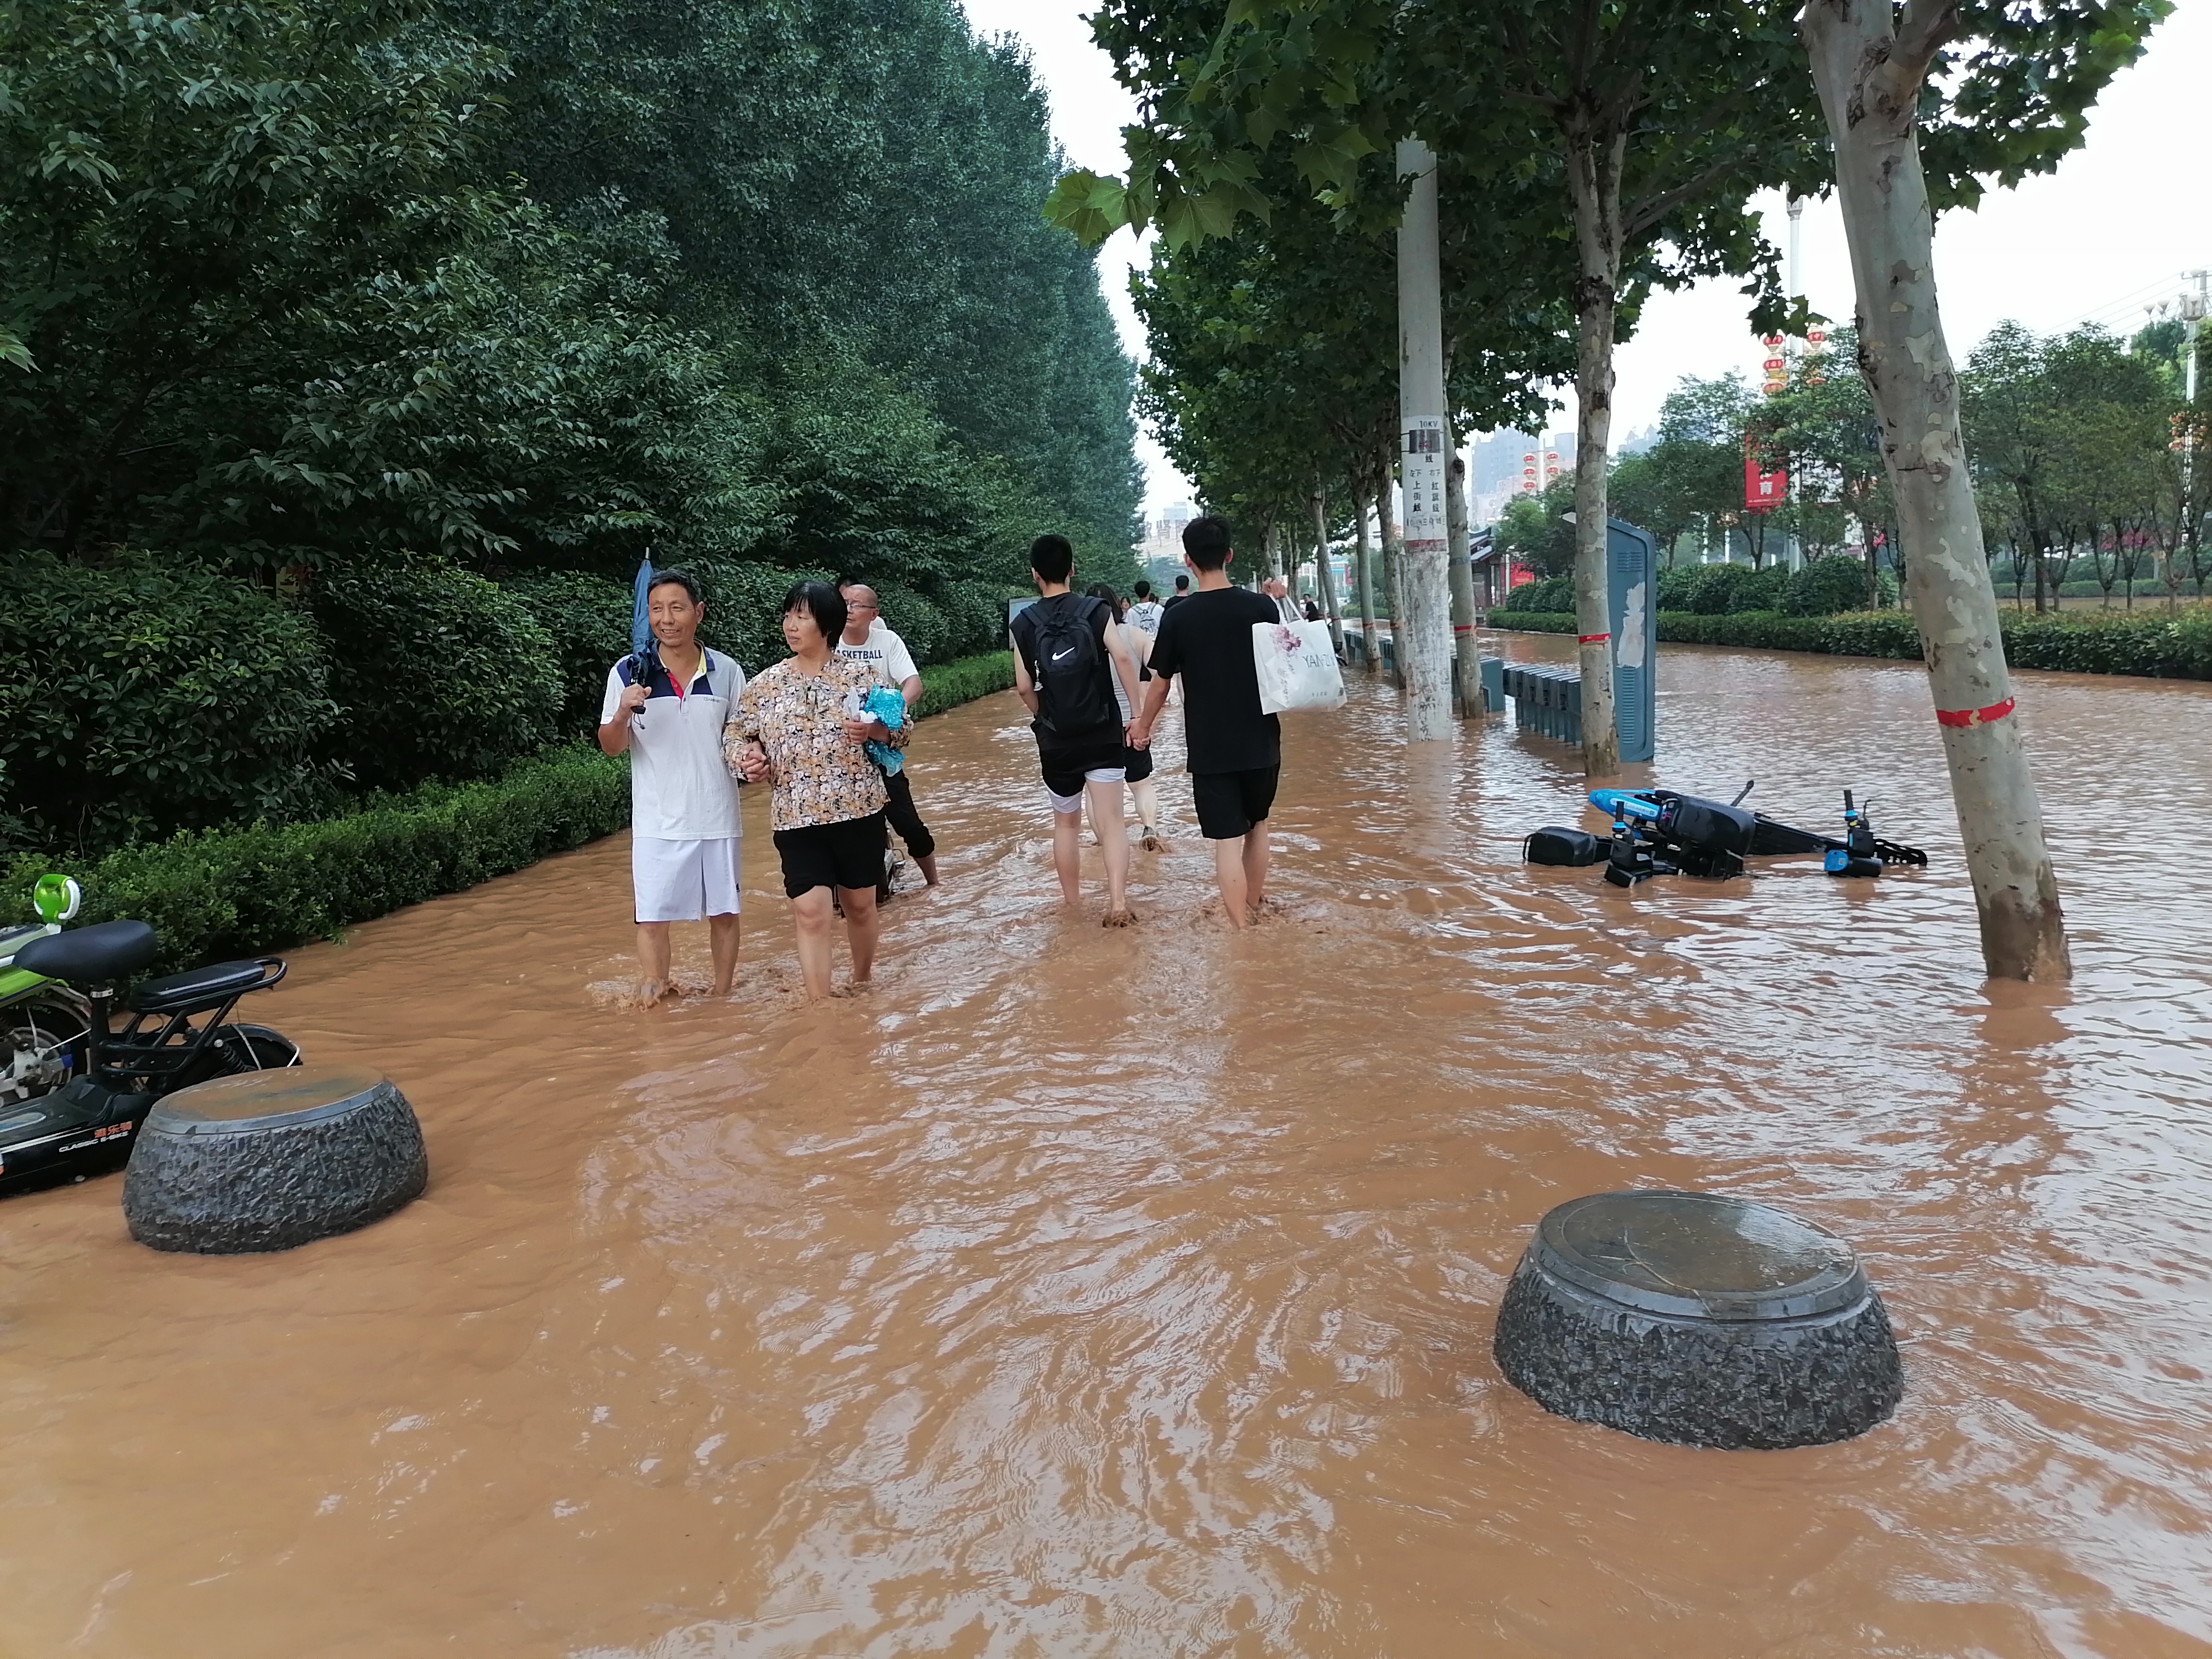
left=1252, top=606, right=1348, bottom=717
left=1129, top=515, right=1285, bottom=931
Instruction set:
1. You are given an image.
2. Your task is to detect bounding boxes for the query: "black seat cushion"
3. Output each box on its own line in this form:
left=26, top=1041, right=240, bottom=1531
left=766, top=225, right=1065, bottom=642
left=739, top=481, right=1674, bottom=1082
left=14, top=920, right=159, bottom=984
left=127, top=959, right=269, bottom=1014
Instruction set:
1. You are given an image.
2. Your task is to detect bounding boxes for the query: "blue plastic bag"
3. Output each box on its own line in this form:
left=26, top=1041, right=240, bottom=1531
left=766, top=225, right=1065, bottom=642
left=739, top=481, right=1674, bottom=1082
left=861, top=684, right=906, bottom=775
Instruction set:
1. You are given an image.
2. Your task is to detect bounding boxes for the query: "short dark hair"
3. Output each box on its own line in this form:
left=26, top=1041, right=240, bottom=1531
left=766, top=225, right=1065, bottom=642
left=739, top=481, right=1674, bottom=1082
left=1182, top=516, right=1233, bottom=570
left=1030, top=534, right=1074, bottom=583
left=646, top=568, right=702, bottom=606
left=1133, top=580, right=1152, bottom=599
left=1173, top=573, right=1190, bottom=591
left=781, top=578, right=846, bottom=644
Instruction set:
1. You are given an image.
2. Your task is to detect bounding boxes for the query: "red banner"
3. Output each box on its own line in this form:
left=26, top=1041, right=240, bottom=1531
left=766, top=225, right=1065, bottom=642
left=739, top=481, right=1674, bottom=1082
left=1744, top=433, right=1786, bottom=514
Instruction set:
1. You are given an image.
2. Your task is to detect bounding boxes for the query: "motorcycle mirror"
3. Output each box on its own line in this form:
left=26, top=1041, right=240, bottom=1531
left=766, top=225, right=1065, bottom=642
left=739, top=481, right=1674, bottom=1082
left=1730, top=780, right=1756, bottom=807
left=32, top=873, right=81, bottom=924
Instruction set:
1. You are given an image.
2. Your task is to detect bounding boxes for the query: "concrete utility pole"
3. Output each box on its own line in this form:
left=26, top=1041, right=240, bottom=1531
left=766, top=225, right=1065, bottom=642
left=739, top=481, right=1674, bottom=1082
left=1395, top=137, right=1454, bottom=741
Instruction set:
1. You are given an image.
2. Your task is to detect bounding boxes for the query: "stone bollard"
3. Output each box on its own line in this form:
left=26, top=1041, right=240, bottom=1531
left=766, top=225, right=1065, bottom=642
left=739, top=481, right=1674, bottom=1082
left=1493, top=1190, right=1902, bottom=1450
left=124, top=1063, right=427, bottom=1254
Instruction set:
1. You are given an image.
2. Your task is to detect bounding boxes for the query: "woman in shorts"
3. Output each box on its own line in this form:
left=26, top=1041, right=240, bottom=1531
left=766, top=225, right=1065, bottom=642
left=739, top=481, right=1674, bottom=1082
left=731, top=581, right=908, bottom=998
left=1086, top=584, right=1164, bottom=852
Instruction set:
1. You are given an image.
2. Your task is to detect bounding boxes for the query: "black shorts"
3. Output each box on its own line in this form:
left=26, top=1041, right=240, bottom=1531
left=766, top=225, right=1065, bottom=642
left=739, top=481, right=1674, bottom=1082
left=773, top=812, right=886, bottom=898
left=1192, top=765, right=1280, bottom=841
left=1039, top=739, right=1128, bottom=807
left=1122, top=743, right=1154, bottom=785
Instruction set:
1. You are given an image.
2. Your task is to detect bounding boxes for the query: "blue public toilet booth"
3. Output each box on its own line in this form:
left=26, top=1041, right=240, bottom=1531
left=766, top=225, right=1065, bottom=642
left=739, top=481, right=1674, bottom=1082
left=1606, top=517, right=1657, bottom=764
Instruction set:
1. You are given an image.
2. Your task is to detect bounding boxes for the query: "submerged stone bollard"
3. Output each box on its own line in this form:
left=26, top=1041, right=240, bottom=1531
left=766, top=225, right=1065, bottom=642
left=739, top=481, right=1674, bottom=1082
left=124, top=1063, right=427, bottom=1254
left=1493, top=1190, right=1902, bottom=1450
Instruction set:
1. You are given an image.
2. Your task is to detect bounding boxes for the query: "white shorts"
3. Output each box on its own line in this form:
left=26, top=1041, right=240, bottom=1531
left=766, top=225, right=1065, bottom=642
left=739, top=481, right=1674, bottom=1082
left=1048, top=767, right=1126, bottom=816
left=632, top=836, right=741, bottom=923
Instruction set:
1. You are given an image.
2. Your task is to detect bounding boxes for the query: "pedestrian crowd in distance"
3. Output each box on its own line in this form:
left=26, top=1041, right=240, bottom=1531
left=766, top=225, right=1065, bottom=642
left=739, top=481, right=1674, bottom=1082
left=596, top=515, right=1293, bottom=1002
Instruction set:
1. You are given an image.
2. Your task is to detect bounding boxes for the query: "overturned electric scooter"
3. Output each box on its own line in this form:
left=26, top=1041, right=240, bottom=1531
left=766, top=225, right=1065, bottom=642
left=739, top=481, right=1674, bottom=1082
left=1522, top=782, right=1928, bottom=889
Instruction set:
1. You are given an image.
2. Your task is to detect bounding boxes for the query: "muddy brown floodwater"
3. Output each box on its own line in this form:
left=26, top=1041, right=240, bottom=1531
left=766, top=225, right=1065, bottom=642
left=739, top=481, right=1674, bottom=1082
left=3, top=636, right=2210, bottom=1658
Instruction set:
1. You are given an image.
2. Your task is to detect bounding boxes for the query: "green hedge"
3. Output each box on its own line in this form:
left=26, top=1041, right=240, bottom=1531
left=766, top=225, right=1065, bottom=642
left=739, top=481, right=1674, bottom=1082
left=913, top=651, right=1014, bottom=719
left=1486, top=608, right=2212, bottom=679
left=2, top=651, right=1020, bottom=972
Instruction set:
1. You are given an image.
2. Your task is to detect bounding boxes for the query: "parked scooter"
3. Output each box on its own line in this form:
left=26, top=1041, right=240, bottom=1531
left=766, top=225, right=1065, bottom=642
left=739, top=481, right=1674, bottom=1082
left=0, top=877, right=300, bottom=1195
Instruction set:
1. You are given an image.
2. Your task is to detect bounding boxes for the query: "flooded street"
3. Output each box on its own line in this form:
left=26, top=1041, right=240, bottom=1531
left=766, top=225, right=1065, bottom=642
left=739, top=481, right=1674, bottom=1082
left=3, top=637, right=2209, bottom=1658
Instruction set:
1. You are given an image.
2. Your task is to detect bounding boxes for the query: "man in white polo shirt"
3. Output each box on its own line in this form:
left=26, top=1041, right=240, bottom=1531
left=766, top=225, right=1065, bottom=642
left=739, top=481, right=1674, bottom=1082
left=597, top=568, right=745, bottom=1001
left=835, top=580, right=940, bottom=887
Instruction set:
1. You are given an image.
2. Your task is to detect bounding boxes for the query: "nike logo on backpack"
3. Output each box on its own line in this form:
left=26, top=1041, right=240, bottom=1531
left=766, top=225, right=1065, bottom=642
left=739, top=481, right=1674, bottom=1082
left=1052, top=648, right=1073, bottom=661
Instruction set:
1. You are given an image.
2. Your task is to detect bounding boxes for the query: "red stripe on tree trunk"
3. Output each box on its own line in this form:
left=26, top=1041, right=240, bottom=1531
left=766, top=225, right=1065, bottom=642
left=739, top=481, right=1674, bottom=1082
left=1578, top=633, right=1610, bottom=644
left=1935, top=697, right=2016, bottom=729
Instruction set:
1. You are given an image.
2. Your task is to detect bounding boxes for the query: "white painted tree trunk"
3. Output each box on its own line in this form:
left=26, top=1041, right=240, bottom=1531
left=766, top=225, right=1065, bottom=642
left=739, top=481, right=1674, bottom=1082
left=1394, top=138, right=1454, bottom=741
left=1803, top=0, right=2069, bottom=982
left=1561, top=123, right=1624, bottom=776
left=1377, top=451, right=1407, bottom=690
left=1446, top=445, right=1478, bottom=714
left=1312, top=486, right=1345, bottom=655
left=1354, top=478, right=1380, bottom=672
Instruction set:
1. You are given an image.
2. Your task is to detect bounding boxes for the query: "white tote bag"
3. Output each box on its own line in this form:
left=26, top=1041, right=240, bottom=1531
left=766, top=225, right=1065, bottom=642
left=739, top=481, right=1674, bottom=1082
left=1251, top=620, right=1347, bottom=715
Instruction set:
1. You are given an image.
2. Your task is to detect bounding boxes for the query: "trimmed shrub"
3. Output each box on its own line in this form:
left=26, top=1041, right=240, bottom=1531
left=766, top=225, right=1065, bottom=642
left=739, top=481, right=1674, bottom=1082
left=1783, top=555, right=1880, bottom=617
left=1, top=747, right=632, bottom=974
left=912, top=651, right=1014, bottom=719
left=310, top=564, right=562, bottom=791
left=1657, top=562, right=1791, bottom=615
left=0, top=553, right=341, bottom=858
left=1499, top=575, right=1573, bottom=613
left=1, top=651, right=1021, bottom=969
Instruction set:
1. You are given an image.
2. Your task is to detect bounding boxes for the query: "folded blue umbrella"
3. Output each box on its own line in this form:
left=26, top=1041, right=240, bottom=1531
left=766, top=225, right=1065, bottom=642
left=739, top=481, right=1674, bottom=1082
left=861, top=684, right=907, bottom=774
left=629, top=553, right=659, bottom=683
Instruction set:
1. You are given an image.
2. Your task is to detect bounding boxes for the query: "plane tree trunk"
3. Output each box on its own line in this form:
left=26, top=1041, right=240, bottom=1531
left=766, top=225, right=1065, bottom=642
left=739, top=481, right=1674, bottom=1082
left=1803, top=0, right=2070, bottom=982
left=1561, top=117, right=1624, bottom=776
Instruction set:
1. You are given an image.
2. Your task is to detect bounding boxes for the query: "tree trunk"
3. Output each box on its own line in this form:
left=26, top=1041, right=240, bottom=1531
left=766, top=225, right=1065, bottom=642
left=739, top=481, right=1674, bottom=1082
left=1312, top=484, right=1345, bottom=656
left=1265, top=519, right=1284, bottom=580
left=1354, top=476, right=1380, bottom=672
left=1395, top=138, right=1455, bottom=740
left=1377, top=446, right=1408, bottom=690
left=1803, top=0, right=2070, bottom=983
left=1560, top=121, right=1624, bottom=775
left=1446, top=446, right=1478, bottom=714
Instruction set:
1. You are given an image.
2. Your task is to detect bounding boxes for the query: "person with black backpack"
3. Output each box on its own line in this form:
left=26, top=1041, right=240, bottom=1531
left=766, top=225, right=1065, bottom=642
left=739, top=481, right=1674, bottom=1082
left=1010, top=534, right=1144, bottom=926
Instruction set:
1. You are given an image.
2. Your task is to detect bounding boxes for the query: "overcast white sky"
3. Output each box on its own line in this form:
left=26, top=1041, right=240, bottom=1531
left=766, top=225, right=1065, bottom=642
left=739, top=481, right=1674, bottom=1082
left=958, top=0, right=2212, bottom=515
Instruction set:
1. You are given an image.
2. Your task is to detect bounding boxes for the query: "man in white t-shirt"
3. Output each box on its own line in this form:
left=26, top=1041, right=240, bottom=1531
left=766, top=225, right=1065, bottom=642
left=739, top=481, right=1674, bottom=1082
left=597, top=569, right=745, bottom=1001
left=836, top=581, right=939, bottom=886
left=1126, top=581, right=1164, bottom=639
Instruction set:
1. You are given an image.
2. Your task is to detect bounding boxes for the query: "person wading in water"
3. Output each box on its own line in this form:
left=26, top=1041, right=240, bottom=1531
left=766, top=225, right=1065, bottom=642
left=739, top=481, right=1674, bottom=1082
left=834, top=581, right=940, bottom=890
left=1128, top=516, right=1282, bottom=930
left=597, top=568, right=745, bottom=1003
left=731, top=582, right=907, bottom=999
left=1011, top=534, right=1144, bottom=926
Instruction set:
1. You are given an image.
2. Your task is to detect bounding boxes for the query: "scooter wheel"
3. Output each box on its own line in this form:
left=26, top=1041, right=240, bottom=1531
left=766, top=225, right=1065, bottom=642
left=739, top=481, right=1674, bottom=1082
left=123, top=1062, right=425, bottom=1254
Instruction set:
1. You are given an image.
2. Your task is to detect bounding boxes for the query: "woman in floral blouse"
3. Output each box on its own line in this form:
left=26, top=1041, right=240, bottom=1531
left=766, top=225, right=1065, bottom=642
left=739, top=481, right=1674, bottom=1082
left=730, top=581, right=909, bottom=998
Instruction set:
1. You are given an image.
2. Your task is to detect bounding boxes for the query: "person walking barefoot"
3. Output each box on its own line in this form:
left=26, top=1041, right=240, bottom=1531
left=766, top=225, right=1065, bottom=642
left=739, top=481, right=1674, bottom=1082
left=1128, top=517, right=1282, bottom=930
left=731, top=582, right=908, bottom=999
left=1087, top=583, right=1165, bottom=852
left=1011, top=535, right=1143, bottom=926
left=835, top=581, right=941, bottom=889
left=596, top=568, right=745, bottom=1001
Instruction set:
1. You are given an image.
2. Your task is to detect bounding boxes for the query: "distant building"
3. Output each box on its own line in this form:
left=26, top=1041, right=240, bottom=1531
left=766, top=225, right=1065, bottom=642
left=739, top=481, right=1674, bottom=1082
left=1467, top=430, right=1575, bottom=526
left=1141, top=499, right=1196, bottom=567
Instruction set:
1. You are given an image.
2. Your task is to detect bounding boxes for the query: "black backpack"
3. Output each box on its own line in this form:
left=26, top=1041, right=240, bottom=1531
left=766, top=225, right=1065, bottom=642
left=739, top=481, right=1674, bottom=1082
left=1024, top=596, right=1115, bottom=739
